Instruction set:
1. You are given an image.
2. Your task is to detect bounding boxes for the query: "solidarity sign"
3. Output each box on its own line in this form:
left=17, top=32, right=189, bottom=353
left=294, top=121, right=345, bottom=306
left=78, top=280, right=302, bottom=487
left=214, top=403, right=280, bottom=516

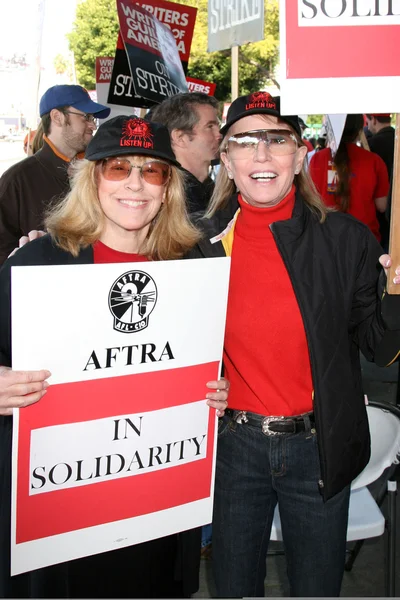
left=11, top=258, right=230, bottom=574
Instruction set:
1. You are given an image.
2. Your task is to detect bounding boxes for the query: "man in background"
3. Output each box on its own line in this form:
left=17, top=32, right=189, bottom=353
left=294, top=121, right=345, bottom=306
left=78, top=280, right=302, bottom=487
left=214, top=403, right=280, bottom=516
left=366, top=114, right=394, bottom=179
left=150, top=93, right=221, bottom=214
left=0, top=85, right=110, bottom=264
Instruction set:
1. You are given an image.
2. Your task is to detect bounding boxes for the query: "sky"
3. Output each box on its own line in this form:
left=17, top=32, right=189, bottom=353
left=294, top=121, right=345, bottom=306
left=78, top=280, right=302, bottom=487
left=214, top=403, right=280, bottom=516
left=0, top=0, right=79, bottom=120
left=0, top=0, right=78, bottom=68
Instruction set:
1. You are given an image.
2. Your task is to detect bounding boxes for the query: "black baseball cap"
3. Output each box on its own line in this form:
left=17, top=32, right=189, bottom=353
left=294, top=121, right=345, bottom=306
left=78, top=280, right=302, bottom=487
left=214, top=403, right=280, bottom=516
left=85, top=115, right=180, bottom=166
left=221, top=92, right=302, bottom=138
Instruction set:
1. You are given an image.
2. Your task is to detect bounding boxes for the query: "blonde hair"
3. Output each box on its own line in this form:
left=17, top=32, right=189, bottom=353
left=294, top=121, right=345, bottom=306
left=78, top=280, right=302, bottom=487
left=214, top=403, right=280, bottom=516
left=206, top=119, right=328, bottom=222
left=45, top=158, right=200, bottom=260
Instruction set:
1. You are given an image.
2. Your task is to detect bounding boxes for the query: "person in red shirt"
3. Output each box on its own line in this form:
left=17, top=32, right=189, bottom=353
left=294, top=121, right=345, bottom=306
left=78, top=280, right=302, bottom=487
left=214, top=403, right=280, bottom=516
left=0, top=116, right=229, bottom=599
left=309, top=114, right=389, bottom=242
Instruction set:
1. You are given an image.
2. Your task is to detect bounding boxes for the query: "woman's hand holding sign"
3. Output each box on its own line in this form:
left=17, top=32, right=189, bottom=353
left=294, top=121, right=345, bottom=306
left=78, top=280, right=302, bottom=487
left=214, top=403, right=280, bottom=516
left=0, top=367, right=51, bottom=416
left=206, top=378, right=230, bottom=417
left=379, top=254, right=400, bottom=284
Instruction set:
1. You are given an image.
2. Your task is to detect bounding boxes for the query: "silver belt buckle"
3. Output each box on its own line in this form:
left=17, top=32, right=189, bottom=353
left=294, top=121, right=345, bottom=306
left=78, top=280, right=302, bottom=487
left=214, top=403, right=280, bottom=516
left=262, top=416, right=285, bottom=436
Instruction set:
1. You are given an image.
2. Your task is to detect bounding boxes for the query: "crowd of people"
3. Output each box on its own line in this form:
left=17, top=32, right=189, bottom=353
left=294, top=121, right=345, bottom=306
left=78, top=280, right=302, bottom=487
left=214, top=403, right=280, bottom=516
left=0, top=84, right=399, bottom=598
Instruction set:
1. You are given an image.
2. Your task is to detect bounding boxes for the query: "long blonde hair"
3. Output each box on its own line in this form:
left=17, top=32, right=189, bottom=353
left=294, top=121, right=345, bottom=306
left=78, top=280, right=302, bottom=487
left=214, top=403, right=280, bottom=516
left=206, top=119, right=328, bottom=222
left=45, top=158, right=200, bottom=260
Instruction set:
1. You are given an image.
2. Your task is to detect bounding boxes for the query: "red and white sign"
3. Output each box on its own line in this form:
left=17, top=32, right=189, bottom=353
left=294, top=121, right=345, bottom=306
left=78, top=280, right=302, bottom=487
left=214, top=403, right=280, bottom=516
left=280, top=0, right=400, bottom=114
left=11, top=258, right=230, bottom=575
left=186, top=77, right=216, bottom=96
left=117, top=1, right=188, bottom=103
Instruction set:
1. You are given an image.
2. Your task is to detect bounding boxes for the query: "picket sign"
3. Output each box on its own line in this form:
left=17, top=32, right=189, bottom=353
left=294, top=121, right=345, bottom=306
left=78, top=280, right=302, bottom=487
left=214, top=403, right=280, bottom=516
left=387, top=114, right=400, bottom=295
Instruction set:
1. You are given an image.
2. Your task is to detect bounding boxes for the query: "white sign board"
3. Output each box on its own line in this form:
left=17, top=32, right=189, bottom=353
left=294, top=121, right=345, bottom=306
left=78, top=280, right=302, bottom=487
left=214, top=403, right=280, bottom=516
left=11, top=258, right=230, bottom=575
left=280, top=0, right=400, bottom=114
left=208, top=0, right=264, bottom=52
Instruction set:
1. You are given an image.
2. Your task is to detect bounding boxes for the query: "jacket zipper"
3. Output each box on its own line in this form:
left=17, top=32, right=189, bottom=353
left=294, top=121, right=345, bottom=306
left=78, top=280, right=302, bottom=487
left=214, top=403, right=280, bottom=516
left=269, top=222, right=326, bottom=495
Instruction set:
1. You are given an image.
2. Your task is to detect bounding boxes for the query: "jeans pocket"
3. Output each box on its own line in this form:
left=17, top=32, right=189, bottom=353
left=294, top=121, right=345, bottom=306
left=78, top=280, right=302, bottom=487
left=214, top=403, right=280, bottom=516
left=217, top=414, right=232, bottom=438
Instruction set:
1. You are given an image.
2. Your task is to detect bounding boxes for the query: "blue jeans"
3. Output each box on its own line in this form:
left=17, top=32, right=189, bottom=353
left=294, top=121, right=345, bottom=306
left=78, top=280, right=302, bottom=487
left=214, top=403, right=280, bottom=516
left=212, top=414, right=350, bottom=597
left=201, top=524, right=212, bottom=548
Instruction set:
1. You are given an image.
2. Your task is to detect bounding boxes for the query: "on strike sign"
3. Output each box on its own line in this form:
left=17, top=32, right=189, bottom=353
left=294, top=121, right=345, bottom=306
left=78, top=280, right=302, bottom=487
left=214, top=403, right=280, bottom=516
left=11, top=258, right=230, bottom=575
left=280, top=0, right=400, bottom=114
left=116, top=0, right=188, bottom=103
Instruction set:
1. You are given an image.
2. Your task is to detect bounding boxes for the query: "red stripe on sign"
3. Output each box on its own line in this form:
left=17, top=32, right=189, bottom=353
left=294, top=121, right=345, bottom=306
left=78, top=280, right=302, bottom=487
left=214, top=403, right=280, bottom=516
left=16, top=362, right=218, bottom=543
left=286, top=6, right=400, bottom=79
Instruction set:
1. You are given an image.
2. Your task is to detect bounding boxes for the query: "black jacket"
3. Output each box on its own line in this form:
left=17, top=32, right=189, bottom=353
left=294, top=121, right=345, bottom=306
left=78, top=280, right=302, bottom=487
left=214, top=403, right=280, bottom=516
left=0, top=141, right=71, bottom=265
left=190, top=190, right=399, bottom=501
left=0, top=237, right=200, bottom=598
left=368, top=126, right=394, bottom=179
left=182, top=168, right=215, bottom=214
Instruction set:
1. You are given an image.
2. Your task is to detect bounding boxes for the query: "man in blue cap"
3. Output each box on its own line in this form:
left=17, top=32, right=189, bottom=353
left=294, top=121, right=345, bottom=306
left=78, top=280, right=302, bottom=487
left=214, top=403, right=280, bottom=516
left=0, top=85, right=110, bottom=264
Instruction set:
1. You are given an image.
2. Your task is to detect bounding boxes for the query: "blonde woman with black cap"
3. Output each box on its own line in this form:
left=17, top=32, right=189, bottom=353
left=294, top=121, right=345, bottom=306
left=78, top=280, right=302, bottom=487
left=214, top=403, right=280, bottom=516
left=0, top=116, right=229, bottom=598
left=190, top=92, right=400, bottom=597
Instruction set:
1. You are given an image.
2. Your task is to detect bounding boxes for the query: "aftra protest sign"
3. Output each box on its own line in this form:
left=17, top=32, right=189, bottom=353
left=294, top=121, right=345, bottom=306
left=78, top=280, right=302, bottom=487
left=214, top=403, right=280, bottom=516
left=96, top=57, right=141, bottom=118
left=186, top=76, right=216, bottom=96
left=11, top=258, right=230, bottom=574
left=280, top=0, right=400, bottom=114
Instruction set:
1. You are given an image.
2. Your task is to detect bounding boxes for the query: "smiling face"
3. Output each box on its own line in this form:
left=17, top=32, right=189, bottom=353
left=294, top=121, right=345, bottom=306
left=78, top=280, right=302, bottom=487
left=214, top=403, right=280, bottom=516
left=221, top=114, right=307, bottom=208
left=97, top=155, right=167, bottom=251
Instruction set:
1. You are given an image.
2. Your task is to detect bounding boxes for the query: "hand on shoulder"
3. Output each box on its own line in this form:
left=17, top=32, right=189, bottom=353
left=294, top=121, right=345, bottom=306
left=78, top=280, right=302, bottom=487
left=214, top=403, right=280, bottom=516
left=8, top=230, right=46, bottom=259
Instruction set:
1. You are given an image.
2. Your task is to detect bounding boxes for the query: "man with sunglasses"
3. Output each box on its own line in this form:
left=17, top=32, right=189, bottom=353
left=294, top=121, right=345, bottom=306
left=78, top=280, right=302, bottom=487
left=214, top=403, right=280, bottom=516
left=0, top=85, right=110, bottom=264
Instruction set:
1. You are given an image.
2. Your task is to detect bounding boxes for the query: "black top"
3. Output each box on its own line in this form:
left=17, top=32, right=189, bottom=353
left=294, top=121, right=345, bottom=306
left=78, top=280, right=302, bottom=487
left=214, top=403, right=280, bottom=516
left=191, top=191, right=400, bottom=500
left=0, top=140, right=71, bottom=265
left=182, top=168, right=215, bottom=215
left=368, top=126, right=395, bottom=179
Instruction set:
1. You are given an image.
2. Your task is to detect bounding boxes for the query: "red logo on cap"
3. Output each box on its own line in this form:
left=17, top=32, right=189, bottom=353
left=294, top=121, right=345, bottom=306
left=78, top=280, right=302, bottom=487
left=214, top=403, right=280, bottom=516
left=120, top=118, right=154, bottom=149
left=246, top=92, right=276, bottom=111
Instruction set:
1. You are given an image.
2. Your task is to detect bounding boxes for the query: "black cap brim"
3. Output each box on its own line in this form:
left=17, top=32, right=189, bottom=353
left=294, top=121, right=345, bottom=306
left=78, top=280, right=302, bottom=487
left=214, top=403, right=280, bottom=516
left=85, top=146, right=180, bottom=167
left=220, top=108, right=302, bottom=137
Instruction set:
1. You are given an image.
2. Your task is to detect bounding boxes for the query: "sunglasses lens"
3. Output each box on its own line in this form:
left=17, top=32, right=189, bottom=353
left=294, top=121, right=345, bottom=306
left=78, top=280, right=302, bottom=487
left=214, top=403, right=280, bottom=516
left=102, top=159, right=131, bottom=181
left=141, top=162, right=171, bottom=186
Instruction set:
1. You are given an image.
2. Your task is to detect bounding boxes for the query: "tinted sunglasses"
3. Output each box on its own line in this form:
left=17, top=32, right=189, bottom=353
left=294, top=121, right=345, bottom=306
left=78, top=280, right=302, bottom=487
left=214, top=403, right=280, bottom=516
left=101, top=157, right=171, bottom=186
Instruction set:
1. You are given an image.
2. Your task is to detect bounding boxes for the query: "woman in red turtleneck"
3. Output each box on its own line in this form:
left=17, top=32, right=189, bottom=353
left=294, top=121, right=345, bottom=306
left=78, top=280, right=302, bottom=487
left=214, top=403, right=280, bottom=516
left=0, top=116, right=229, bottom=599
left=194, top=92, right=400, bottom=598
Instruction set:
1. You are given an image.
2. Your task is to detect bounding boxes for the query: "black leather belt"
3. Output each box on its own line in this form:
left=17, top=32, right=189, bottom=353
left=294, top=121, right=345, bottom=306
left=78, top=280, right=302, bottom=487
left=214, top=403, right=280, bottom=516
left=226, top=408, right=315, bottom=436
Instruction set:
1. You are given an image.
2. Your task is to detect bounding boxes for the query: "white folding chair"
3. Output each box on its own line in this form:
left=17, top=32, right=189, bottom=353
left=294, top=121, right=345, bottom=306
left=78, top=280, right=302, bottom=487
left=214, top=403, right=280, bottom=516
left=270, top=401, right=400, bottom=596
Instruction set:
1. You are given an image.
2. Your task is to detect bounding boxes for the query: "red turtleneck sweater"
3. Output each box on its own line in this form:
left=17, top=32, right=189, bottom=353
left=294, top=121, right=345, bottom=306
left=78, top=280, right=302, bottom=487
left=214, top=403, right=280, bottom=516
left=223, top=186, right=313, bottom=416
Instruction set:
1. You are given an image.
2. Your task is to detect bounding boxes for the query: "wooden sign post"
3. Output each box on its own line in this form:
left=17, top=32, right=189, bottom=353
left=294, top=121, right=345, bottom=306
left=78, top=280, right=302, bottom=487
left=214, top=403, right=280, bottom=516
left=387, top=114, right=400, bottom=295
left=231, top=46, right=239, bottom=102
